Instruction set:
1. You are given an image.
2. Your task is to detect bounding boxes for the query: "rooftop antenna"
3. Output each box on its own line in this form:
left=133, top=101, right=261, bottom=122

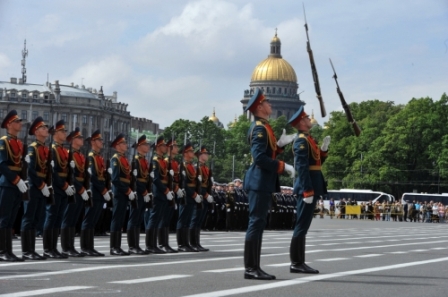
left=21, top=40, right=28, bottom=83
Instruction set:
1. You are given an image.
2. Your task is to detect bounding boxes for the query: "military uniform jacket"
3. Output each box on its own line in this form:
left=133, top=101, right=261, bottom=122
left=88, top=150, right=107, bottom=197
left=111, top=153, right=132, bottom=197
left=152, top=154, right=170, bottom=200
left=52, top=142, right=70, bottom=195
left=0, top=134, right=23, bottom=188
left=184, top=161, right=199, bottom=204
left=199, top=163, right=210, bottom=199
left=226, top=191, right=236, bottom=211
left=27, top=141, right=48, bottom=190
left=135, top=153, right=149, bottom=197
left=293, top=132, right=328, bottom=198
left=72, top=149, right=86, bottom=195
left=165, top=157, right=180, bottom=194
left=243, top=117, right=284, bottom=193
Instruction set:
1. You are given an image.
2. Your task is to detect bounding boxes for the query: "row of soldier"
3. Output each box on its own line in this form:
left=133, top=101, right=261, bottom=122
left=0, top=110, right=228, bottom=261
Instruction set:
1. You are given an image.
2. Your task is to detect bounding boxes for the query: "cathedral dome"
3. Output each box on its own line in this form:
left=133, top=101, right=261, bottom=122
left=250, top=32, right=297, bottom=83
left=209, top=108, right=219, bottom=123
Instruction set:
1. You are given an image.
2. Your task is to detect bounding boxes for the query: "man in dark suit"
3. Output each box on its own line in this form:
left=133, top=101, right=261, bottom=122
left=287, top=106, right=330, bottom=274
left=243, top=88, right=295, bottom=280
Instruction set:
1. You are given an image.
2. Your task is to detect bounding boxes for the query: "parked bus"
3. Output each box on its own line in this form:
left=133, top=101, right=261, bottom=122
left=400, top=193, right=448, bottom=204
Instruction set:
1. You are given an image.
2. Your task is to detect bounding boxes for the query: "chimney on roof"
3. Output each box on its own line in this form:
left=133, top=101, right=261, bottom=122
left=10, top=78, right=17, bottom=84
left=18, top=78, right=23, bottom=84
left=71, top=82, right=74, bottom=87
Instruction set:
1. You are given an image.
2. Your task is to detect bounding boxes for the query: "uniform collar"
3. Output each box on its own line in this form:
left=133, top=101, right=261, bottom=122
left=254, top=116, right=268, bottom=124
left=53, top=141, right=62, bottom=146
left=37, top=140, right=45, bottom=146
left=298, top=130, right=310, bottom=136
left=7, top=133, right=17, bottom=140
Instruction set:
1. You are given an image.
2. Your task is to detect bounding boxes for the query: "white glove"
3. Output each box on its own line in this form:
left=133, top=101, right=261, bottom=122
left=88, top=168, right=92, bottom=175
left=221, top=205, right=225, bottom=210
left=166, top=191, right=174, bottom=201
left=16, top=179, right=27, bottom=193
left=284, top=163, right=295, bottom=179
left=182, top=189, right=186, bottom=197
left=169, top=169, right=174, bottom=176
left=144, top=193, right=151, bottom=203
left=276, top=129, right=295, bottom=147
left=174, top=203, right=178, bottom=210
left=103, top=191, right=111, bottom=201
left=303, top=196, right=314, bottom=204
left=25, top=155, right=31, bottom=163
left=150, top=171, right=154, bottom=179
left=50, top=160, right=55, bottom=168
left=81, top=190, right=89, bottom=201
left=70, top=160, right=75, bottom=169
left=182, top=170, right=186, bottom=177
left=207, top=195, right=214, bottom=203
left=176, top=188, right=184, bottom=198
left=107, top=168, right=112, bottom=175
left=195, top=194, right=202, bottom=203
left=65, top=185, right=75, bottom=196
left=128, top=191, right=136, bottom=201
left=198, top=175, right=202, bottom=182
left=41, top=184, right=50, bottom=197
left=320, top=136, right=331, bottom=151
left=133, top=169, right=137, bottom=177
left=211, top=177, right=215, bottom=184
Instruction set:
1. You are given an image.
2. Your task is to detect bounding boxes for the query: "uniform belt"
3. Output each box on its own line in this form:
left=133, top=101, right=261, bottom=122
left=161, top=180, right=168, bottom=185
left=309, top=165, right=321, bottom=171
left=137, top=178, right=147, bottom=183
left=120, top=177, right=130, bottom=183
left=37, top=172, right=46, bottom=178
left=58, top=173, right=68, bottom=177
left=201, top=186, right=208, bottom=189
left=8, top=166, right=21, bottom=172
left=187, top=183, right=196, bottom=187
left=75, top=177, right=84, bottom=182
left=97, top=177, right=105, bottom=181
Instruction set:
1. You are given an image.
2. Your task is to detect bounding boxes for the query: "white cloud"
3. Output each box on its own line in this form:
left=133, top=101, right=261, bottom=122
left=0, top=53, right=11, bottom=70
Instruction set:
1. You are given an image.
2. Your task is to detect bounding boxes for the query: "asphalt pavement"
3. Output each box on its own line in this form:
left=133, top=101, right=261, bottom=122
left=1, top=219, right=447, bottom=297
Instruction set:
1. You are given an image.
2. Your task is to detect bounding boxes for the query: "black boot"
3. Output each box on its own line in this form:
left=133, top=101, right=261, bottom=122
left=110, top=232, right=129, bottom=256
left=134, top=227, right=148, bottom=255
left=195, top=228, right=209, bottom=252
left=257, top=241, right=275, bottom=279
left=290, top=236, right=319, bottom=274
left=89, top=229, right=104, bottom=256
left=185, top=228, right=199, bottom=252
left=6, top=229, right=23, bottom=262
left=43, top=229, right=59, bottom=259
left=0, top=228, right=16, bottom=261
left=157, top=228, right=165, bottom=250
left=243, top=241, right=273, bottom=280
left=144, top=229, right=165, bottom=254
left=80, top=229, right=96, bottom=256
left=22, top=230, right=45, bottom=260
left=177, top=229, right=191, bottom=252
left=67, top=228, right=83, bottom=257
left=53, top=229, right=67, bottom=259
left=128, top=228, right=145, bottom=255
left=163, top=227, right=177, bottom=253
left=189, top=228, right=198, bottom=250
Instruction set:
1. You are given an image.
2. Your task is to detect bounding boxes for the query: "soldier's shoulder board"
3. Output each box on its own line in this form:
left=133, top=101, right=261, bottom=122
left=298, top=133, right=306, bottom=138
left=255, top=120, right=263, bottom=126
left=88, top=152, right=94, bottom=157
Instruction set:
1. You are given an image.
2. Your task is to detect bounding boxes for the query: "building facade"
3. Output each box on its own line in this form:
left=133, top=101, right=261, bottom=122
left=241, top=32, right=305, bottom=120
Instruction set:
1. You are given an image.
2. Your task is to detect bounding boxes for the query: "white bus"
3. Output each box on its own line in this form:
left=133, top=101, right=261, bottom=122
left=400, top=193, right=448, bottom=204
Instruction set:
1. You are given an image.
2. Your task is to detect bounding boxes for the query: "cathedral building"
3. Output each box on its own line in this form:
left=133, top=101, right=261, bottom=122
left=241, top=32, right=305, bottom=120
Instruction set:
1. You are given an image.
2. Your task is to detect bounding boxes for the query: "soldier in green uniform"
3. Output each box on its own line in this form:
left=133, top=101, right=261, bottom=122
left=243, top=88, right=295, bottom=280
left=288, top=106, right=330, bottom=274
left=0, top=110, right=27, bottom=261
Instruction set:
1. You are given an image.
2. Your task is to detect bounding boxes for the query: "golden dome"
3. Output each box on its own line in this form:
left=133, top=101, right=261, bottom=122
left=310, top=110, right=318, bottom=126
left=271, top=35, right=281, bottom=43
left=209, top=108, right=219, bottom=123
left=251, top=57, right=297, bottom=82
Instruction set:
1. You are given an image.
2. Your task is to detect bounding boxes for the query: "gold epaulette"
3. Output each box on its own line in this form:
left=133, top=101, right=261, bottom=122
left=255, top=120, right=263, bottom=126
left=152, top=156, right=158, bottom=161
left=30, top=142, right=37, bottom=148
left=88, top=152, right=94, bottom=157
left=134, top=155, right=139, bottom=160
left=298, top=133, right=306, bottom=138
left=112, top=153, right=119, bottom=159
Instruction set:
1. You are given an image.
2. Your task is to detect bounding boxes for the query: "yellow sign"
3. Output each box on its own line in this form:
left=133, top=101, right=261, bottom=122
left=345, top=205, right=361, bottom=215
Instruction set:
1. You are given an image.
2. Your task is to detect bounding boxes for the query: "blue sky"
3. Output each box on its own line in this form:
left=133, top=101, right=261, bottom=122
left=0, top=0, right=446, bottom=129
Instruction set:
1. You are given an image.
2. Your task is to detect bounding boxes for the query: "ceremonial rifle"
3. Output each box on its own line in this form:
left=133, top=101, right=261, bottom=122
left=45, top=127, right=55, bottom=205
left=129, top=140, right=138, bottom=209
left=195, top=141, right=203, bottom=210
left=303, top=4, right=326, bottom=117
left=66, top=145, right=76, bottom=204
left=83, top=141, right=93, bottom=207
left=329, top=58, right=362, bottom=137
left=145, top=141, right=154, bottom=209
left=104, top=144, right=114, bottom=208
left=178, top=133, right=187, bottom=205
left=167, top=135, right=175, bottom=208
left=21, top=123, right=30, bottom=201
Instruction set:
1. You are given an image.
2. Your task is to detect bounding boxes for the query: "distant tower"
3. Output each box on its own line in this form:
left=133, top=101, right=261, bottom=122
left=21, top=40, right=28, bottom=83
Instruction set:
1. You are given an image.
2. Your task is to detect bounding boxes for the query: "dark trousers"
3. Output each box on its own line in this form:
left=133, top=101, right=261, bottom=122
left=127, top=194, right=145, bottom=230
left=82, top=197, right=103, bottom=230
left=0, top=187, right=21, bottom=229
left=293, top=195, right=317, bottom=238
left=144, top=197, right=167, bottom=230
left=159, top=205, right=174, bottom=229
left=21, top=187, right=46, bottom=231
left=110, top=195, right=128, bottom=232
left=245, top=191, right=271, bottom=241
left=61, top=194, right=84, bottom=229
left=177, top=202, right=194, bottom=229
left=44, top=193, right=68, bottom=230
left=190, top=200, right=209, bottom=229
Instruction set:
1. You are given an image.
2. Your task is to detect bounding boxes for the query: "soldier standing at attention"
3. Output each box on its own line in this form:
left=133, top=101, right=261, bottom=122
left=21, top=116, right=49, bottom=260
left=43, top=120, right=76, bottom=259
left=189, top=146, right=213, bottom=252
left=60, top=127, right=89, bottom=257
left=243, top=88, right=295, bottom=280
left=0, top=110, right=27, bottom=261
left=176, top=143, right=201, bottom=252
left=80, top=130, right=110, bottom=257
left=110, top=133, right=135, bottom=256
left=144, top=136, right=173, bottom=254
left=127, top=135, right=152, bottom=255
left=287, top=106, right=330, bottom=274
left=159, top=138, right=183, bottom=253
